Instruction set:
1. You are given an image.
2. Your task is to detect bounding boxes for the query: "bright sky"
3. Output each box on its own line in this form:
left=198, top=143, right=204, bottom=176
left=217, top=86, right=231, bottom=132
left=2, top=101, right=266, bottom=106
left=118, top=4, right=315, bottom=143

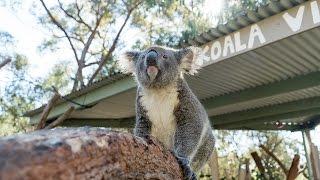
left=0, top=0, right=319, bottom=153
left=0, top=1, right=73, bottom=78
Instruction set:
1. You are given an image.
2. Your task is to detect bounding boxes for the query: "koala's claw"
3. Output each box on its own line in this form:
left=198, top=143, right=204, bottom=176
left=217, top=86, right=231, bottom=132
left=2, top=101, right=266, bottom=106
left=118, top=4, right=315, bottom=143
left=175, top=156, right=197, bottom=180
left=189, top=172, right=197, bottom=180
left=183, top=167, right=197, bottom=180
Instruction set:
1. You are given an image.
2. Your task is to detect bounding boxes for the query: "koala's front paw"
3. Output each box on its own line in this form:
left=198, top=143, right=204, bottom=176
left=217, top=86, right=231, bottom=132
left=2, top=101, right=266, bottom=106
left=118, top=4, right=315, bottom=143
left=175, top=156, right=197, bottom=180
left=184, top=170, right=197, bottom=180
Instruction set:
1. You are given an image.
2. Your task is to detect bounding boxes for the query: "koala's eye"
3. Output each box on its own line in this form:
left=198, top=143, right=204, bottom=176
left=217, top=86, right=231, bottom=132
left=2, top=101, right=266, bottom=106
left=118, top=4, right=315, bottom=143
left=141, top=54, right=145, bottom=59
left=163, top=54, right=168, bottom=59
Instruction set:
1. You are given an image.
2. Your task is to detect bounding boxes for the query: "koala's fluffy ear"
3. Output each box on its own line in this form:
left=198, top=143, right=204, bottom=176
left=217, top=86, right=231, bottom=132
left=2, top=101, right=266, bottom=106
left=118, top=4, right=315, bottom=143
left=118, top=51, right=140, bottom=74
left=176, top=47, right=204, bottom=75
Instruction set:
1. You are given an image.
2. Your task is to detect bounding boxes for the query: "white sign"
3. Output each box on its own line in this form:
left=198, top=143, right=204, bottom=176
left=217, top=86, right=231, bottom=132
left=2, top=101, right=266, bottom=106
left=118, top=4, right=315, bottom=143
left=197, top=0, right=320, bottom=67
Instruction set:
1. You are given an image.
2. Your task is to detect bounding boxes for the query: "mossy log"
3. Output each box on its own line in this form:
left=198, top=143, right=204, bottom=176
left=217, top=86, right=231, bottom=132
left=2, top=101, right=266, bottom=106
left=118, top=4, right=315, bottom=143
left=0, top=127, right=183, bottom=180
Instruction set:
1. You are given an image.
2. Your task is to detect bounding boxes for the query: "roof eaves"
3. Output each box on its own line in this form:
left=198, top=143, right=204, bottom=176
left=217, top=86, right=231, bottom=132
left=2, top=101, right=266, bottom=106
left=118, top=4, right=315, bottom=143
left=24, top=73, right=130, bottom=117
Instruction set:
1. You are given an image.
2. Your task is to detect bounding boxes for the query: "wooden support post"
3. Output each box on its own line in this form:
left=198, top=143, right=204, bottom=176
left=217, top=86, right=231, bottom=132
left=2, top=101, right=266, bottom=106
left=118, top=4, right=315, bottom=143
left=245, top=158, right=251, bottom=180
left=208, top=149, right=219, bottom=180
left=36, top=92, right=60, bottom=130
left=238, top=168, right=246, bottom=180
left=307, top=132, right=320, bottom=179
left=251, top=151, right=266, bottom=178
left=0, top=127, right=183, bottom=180
left=287, top=154, right=300, bottom=180
left=311, top=144, right=320, bottom=179
left=238, top=159, right=250, bottom=180
left=44, top=106, right=75, bottom=129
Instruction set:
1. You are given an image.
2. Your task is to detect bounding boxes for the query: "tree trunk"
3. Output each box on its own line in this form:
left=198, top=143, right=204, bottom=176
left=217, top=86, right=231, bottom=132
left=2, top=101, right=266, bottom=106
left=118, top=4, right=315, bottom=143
left=0, top=127, right=183, bottom=180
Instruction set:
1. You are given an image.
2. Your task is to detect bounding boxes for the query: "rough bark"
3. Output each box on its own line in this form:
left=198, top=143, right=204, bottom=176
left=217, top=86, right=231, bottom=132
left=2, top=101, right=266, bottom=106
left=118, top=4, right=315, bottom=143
left=0, top=127, right=183, bottom=180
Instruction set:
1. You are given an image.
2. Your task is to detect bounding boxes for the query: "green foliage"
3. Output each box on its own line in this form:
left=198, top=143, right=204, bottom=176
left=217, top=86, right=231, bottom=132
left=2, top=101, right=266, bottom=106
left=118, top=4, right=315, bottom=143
left=37, top=38, right=59, bottom=53
left=0, top=55, right=41, bottom=135
left=0, top=28, right=68, bottom=135
left=217, top=0, right=268, bottom=23
left=41, top=62, right=71, bottom=94
left=131, top=0, right=210, bottom=48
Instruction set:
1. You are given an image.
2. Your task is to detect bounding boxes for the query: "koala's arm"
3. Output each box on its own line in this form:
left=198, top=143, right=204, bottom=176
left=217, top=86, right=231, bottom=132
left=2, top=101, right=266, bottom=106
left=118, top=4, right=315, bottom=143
left=174, top=108, right=204, bottom=159
left=174, top=82, right=206, bottom=160
left=134, top=92, right=152, bottom=139
left=174, top=93, right=205, bottom=179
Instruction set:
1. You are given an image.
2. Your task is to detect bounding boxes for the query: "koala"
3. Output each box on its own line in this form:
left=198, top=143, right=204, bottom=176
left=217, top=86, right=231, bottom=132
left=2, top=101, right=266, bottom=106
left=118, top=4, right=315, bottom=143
left=119, top=46, right=215, bottom=180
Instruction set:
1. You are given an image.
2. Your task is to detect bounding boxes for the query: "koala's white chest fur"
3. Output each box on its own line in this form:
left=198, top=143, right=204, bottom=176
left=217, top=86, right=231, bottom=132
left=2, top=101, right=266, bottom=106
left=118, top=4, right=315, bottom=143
left=141, top=86, right=179, bottom=149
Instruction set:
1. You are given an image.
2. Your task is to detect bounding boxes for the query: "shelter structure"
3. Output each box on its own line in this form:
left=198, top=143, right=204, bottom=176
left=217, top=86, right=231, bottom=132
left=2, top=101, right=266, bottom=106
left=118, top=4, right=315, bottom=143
left=26, top=0, right=320, bottom=178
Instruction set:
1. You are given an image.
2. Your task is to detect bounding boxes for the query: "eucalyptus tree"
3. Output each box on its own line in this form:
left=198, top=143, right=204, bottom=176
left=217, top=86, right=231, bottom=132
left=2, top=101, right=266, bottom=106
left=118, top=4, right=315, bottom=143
left=36, top=0, right=210, bottom=92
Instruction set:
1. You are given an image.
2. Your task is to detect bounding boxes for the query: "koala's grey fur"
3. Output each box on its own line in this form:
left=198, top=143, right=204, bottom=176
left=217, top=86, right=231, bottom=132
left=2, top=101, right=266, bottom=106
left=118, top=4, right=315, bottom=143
left=119, top=46, right=215, bottom=178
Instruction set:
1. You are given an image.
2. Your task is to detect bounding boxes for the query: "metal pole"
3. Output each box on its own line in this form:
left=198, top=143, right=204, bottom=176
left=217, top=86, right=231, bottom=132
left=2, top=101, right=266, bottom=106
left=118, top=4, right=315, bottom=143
left=302, top=130, right=314, bottom=180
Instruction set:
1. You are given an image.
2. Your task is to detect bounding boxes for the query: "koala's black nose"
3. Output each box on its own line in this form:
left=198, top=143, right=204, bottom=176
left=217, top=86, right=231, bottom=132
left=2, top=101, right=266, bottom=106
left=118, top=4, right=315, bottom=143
left=146, top=50, right=158, bottom=66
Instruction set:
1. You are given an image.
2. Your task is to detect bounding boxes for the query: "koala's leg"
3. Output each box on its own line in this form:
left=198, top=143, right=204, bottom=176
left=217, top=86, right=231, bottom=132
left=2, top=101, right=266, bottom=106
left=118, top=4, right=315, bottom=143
left=190, top=130, right=215, bottom=172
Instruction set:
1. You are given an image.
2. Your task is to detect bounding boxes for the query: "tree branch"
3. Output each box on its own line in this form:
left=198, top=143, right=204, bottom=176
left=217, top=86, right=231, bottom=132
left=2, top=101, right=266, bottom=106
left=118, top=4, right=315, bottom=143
left=260, top=144, right=288, bottom=175
left=298, top=165, right=309, bottom=179
left=57, top=0, right=93, bottom=31
left=53, top=34, right=85, bottom=45
left=73, top=14, right=103, bottom=90
left=88, top=1, right=142, bottom=84
left=40, top=0, right=86, bottom=90
left=76, top=0, right=100, bottom=34
left=287, top=155, right=300, bottom=180
left=36, top=92, right=60, bottom=130
left=84, top=61, right=100, bottom=67
left=44, top=106, right=75, bottom=129
left=78, top=14, right=104, bottom=67
left=0, top=58, right=11, bottom=70
left=39, top=0, right=79, bottom=63
left=251, top=152, right=266, bottom=178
